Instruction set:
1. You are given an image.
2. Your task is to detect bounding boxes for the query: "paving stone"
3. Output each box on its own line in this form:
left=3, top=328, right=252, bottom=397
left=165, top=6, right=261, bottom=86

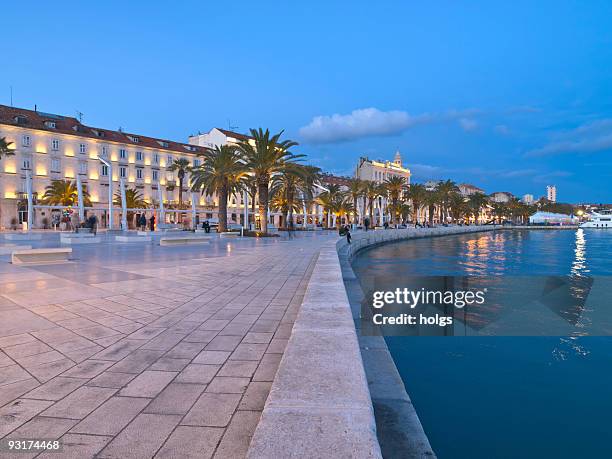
left=70, top=396, right=150, bottom=436
left=205, top=335, right=243, bottom=352
left=239, top=382, right=273, bottom=411
left=150, top=356, right=191, bottom=371
left=87, top=371, right=137, bottom=389
left=61, top=359, right=113, bottom=379
left=16, top=350, right=65, bottom=368
left=93, top=339, right=144, bottom=361
left=229, top=343, right=268, bottom=361
left=206, top=376, right=250, bottom=394
left=0, top=333, right=36, bottom=348
left=175, top=364, right=220, bottom=384
left=252, top=353, right=282, bottom=382
left=0, top=398, right=53, bottom=437
left=242, top=332, right=274, bottom=344
left=40, top=386, right=116, bottom=419
left=182, top=393, right=242, bottom=427
left=217, top=360, right=259, bottom=378
left=213, top=410, right=261, bottom=459
left=3, top=340, right=53, bottom=358
left=107, top=349, right=165, bottom=374
left=98, top=413, right=181, bottom=459
left=193, top=350, right=231, bottom=365
left=119, top=370, right=178, bottom=398
left=0, top=378, right=40, bottom=408
left=27, top=359, right=76, bottom=383
left=37, top=433, right=112, bottom=459
left=23, top=377, right=86, bottom=401
left=164, top=341, right=207, bottom=359
left=0, top=364, right=32, bottom=386
left=145, top=383, right=206, bottom=415
left=154, top=426, right=224, bottom=459
left=183, top=329, right=218, bottom=343
left=9, top=415, right=77, bottom=439
left=266, top=338, right=289, bottom=354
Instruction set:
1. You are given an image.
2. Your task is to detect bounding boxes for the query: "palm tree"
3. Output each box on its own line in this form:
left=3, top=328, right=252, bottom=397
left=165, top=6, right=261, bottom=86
left=270, top=164, right=320, bottom=228
left=243, top=175, right=258, bottom=227
left=406, top=183, right=427, bottom=224
left=335, top=194, right=355, bottom=228
left=114, top=187, right=147, bottom=229
left=237, top=128, right=302, bottom=233
left=0, top=137, right=15, bottom=226
left=364, top=181, right=379, bottom=225
left=449, top=193, right=469, bottom=223
left=347, top=179, right=365, bottom=224
left=467, top=192, right=489, bottom=224
left=42, top=179, right=91, bottom=207
left=190, top=145, right=247, bottom=233
left=168, top=158, right=192, bottom=210
left=384, top=176, right=407, bottom=225
left=435, top=179, right=460, bottom=223
left=316, top=184, right=343, bottom=228
left=423, top=188, right=440, bottom=225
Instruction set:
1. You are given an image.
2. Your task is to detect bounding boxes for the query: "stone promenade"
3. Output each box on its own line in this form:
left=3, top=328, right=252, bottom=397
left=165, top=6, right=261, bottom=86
left=0, top=233, right=332, bottom=458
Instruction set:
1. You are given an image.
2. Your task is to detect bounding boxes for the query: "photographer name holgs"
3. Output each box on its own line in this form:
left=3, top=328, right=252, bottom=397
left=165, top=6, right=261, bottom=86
left=371, top=288, right=487, bottom=327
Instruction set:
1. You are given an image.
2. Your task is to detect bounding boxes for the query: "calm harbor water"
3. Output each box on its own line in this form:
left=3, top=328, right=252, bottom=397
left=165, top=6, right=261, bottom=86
left=352, top=229, right=612, bottom=459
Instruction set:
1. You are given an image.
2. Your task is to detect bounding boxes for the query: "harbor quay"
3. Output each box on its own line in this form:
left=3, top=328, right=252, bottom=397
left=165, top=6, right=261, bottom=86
left=0, top=226, right=492, bottom=458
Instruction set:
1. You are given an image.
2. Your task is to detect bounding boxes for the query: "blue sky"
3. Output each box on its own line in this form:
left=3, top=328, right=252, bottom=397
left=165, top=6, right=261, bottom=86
left=3, top=0, right=612, bottom=202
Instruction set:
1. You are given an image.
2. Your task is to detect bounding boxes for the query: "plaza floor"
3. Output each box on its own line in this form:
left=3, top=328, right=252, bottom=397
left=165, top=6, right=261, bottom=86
left=0, top=231, right=334, bottom=458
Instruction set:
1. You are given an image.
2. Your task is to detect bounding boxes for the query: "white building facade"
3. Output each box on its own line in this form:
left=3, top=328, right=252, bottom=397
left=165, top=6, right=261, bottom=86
left=546, top=185, right=557, bottom=202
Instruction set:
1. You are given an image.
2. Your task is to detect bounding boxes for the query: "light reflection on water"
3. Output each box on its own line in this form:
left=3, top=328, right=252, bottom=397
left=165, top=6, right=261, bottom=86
left=352, top=229, right=612, bottom=459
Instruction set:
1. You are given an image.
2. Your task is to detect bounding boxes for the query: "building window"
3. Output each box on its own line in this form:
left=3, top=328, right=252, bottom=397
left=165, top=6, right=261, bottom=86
left=51, top=158, right=61, bottom=172
left=167, top=155, right=173, bottom=165
left=79, top=143, right=87, bottom=154
left=167, top=172, right=174, bottom=182
left=22, top=159, right=31, bottom=170
left=136, top=151, right=143, bottom=161
left=193, top=159, right=201, bottom=167
left=119, top=149, right=127, bottom=159
left=79, top=162, right=88, bottom=175
left=101, top=146, right=109, bottom=157
left=153, top=153, right=159, bottom=164
left=119, top=166, right=127, bottom=178
left=136, top=168, right=143, bottom=179
left=152, top=170, right=159, bottom=182
left=22, top=135, right=31, bottom=147
left=101, top=164, right=109, bottom=176
left=51, top=139, right=60, bottom=151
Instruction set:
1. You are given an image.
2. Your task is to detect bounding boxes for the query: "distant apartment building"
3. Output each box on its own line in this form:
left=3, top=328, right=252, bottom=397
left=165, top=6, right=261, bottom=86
left=0, top=104, right=212, bottom=229
left=458, top=183, right=484, bottom=196
left=522, top=194, right=534, bottom=204
left=188, top=127, right=254, bottom=149
left=355, top=150, right=411, bottom=185
left=490, top=191, right=514, bottom=203
left=546, top=185, right=557, bottom=202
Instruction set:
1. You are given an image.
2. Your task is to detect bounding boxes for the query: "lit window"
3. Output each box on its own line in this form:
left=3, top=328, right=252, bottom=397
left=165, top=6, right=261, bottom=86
left=22, top=135, right=31, bottom=147
left=136, top=151, right=143, bottom=161
left=79, top=143, right=86, bottom=154
left=51, top=139, right=60, bottom=151
left=152, top=170, right=159, bottom=181
left=101, top=165, right=109, bottom=176
left=120, top=166, right=127, bottom=178
left=51, top=158, right=61, bottom=172
left=79, top=162, right=88, bottom=174
left=136, top=168, right=143, bottom=179
left=167, top=172, right=174, bottom=181
left=119, top=149, right=127, bottom=159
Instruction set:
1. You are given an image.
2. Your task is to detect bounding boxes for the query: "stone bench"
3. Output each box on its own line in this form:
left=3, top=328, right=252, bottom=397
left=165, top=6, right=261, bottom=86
left=115, top=235, right=152, bottom=243
left=60, top=234, right=101, bottom=244
left=219, top=232, right=240, bottom=238
left=0, top=244, right=32, bottom=255
left=4, top=233, right=43, bottom=241
left=159, top=236, right=211, bottom=246
left=12, top=248, right=72, bottom=264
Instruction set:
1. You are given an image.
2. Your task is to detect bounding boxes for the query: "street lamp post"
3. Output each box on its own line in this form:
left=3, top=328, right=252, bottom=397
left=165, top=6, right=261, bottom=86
left=97, top=156, right=113, bottom=229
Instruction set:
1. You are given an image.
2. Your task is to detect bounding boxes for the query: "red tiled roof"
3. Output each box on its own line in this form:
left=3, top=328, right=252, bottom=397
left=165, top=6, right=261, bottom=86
left=0, top=104, right=210, bottom=155
left=216, top=128, right=252, bottom=141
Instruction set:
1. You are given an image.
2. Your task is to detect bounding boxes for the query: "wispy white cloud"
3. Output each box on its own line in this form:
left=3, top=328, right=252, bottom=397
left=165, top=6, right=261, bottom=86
left=526, top=119, right=612, bottom=156
left=459, top=118, right=478, bottom=132
left=494, top=124, right=510, bottom=135
left=299, top=107, right=478, bottom=144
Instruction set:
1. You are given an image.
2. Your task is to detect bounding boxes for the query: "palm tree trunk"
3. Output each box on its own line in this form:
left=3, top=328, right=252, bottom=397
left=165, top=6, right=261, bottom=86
left=218, top=183, right=228, bottom=233
left=258, top=180, right=269, bottom=233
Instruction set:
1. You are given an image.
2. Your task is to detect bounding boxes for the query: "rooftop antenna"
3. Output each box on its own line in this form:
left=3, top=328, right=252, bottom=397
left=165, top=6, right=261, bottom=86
left=227, top=119, right=239, bottom=131
left=76, top=110, right=84, bottom=123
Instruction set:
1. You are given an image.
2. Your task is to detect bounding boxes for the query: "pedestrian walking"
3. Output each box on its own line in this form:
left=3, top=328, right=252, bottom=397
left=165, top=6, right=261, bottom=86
left=149, top=214, right=156, bottom=232
left=139, top=214, right=147, bottom=231
left=345, top=225, right=352, bottom=244
left=364, top=217, right=370, bottom=232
